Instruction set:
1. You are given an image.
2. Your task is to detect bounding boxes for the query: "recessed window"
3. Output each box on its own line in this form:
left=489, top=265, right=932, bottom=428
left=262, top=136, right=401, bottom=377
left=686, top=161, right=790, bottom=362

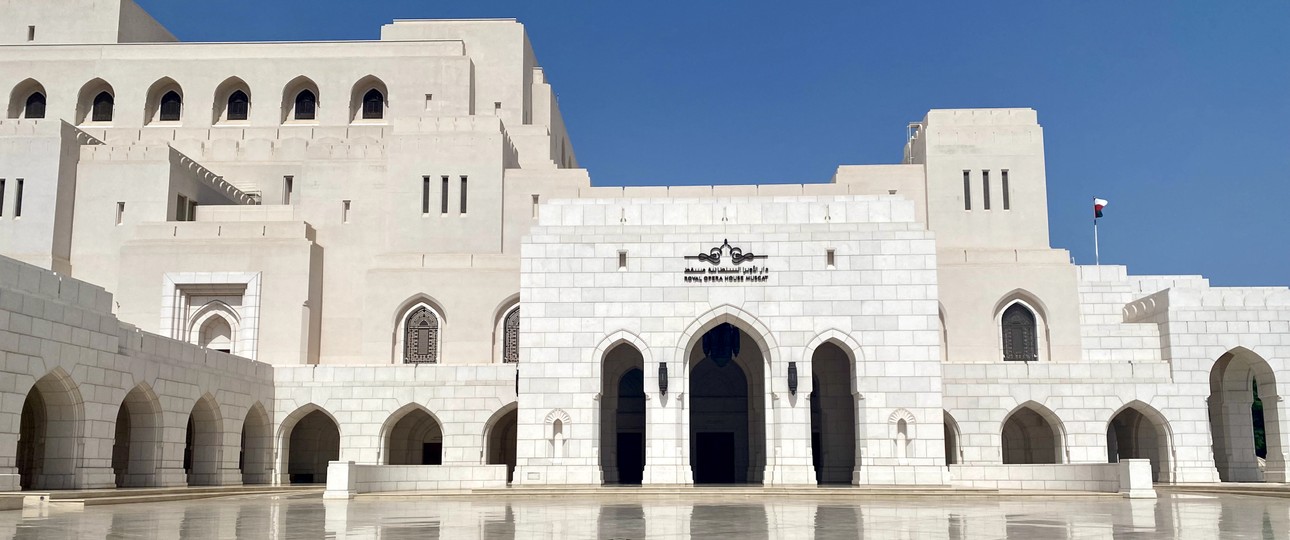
left=962, top=170, right=971, bottom=211
left=460, top=176, right=468, bottom=214
left=92, top=92, right=114, bottom=122
left=282, top=176, right=294, bottom=205
left=342, top=200, right=351, bottom=224
left=159, top=91, right=182, bottom=122
left=421, top=176, right=431, bottom=215
left=982, top=170, right=991, bottom=211
left=618, top=250, right=627, bottom=271
left=440, top=176, right=449, bottom=215
left=0, top=178, right=5, bottom=217
left=826, top=249, right=836, bottom=269
left=294, top=90, right=316, bottom=121
left=1002, top=303, right=1038, bottom=362
left=362, top=89, right=384, bottom=120
left=227, top=91, right=249, bottom=121
left=531, top=194, right=540, bottom=218
left=494, top=101, right=502, bottom=113
left=1002, top=170, right=1011, bottom=210
left=27, top=26, right=35, bottom=42
left=176, top=195, right=189, bottom=221
left=115, top=202, right=125, bottom=225
left=24, top=93, right=46, bottom=119
left=14, top=179, right=23, bottom=218
left=403, top=305, right=440, bottom=364
left=424, top=94, right=433, bottom=111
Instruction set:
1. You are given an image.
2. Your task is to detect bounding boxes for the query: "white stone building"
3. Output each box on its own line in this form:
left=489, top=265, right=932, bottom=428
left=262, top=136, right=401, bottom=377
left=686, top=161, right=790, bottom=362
left=0, top=0, right=1286, bottom=494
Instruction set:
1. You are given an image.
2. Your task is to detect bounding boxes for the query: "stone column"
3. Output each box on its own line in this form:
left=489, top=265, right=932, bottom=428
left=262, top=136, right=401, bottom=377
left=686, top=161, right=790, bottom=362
left=764, top=357, right=814, bottom=485
left=643, top=358, right=690, bottom=484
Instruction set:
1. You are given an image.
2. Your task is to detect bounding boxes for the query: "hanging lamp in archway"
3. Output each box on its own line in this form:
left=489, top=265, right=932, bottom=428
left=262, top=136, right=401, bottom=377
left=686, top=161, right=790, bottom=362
left=702, top=323, right=741, bottom=368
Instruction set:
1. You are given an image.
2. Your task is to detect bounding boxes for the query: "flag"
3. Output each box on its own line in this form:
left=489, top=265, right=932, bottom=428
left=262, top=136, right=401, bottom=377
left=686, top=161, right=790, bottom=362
left=1094, top=198, right=1108, bottom=219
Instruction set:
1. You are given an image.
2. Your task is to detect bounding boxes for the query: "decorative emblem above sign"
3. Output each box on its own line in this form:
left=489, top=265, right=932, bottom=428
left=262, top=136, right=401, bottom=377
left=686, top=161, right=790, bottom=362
left=683, top=239, right=771, bottom=284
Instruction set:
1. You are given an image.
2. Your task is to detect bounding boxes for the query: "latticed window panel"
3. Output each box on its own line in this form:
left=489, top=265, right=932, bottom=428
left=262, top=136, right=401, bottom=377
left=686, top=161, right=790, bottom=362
left=502, top=307, right=519, bottom=363
left=362, top=89, right=384, bottom=120
left=1002, top=304, right=1038, bottom=362
left=404, top=306, right=439, bottom=364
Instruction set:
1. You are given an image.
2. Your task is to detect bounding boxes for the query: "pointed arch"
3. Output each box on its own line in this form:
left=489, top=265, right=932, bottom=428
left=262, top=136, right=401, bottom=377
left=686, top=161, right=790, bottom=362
left=1001, top=401, right=1067, bottom=464
left=276, top=403, right=341, bottom=485
left=213, top=76, right=251, bottom=123
left=807, top=332, right=859, bottom=484
left=994, top=289, right=1049, bottom=362
left=938, top=302, right=949, bottom=362
left=943, top=410, right=963, bottom=465
left=1209, top=346, right=1282, bottom=482
left=492, top=294, right=521, bottom=364
left=76, top=78, right=115, bottom=124
left=240, top=401, right=272, bottom=485
left=676, top=304, right=780, bottom=369
left=17, top=368, right=85, bottom=490
left=184, top=393, right=224, bottom=486
left=281, top=76, right=319, bottom=123
left=113, top=382, right=163, bottom=487
left=350, top=75, right=388, bottom=122
left=187, top=300, right=241, bottom=355
left=144, top=77, right=183, bottom=123
left=379, top=403, right=444, bottom=465
left=1107, top=400, right=1174, bottom=483
left=483, top=402, right=518, bottom=483
left=392, top=294, right=447, bottom=364
left=8, top=78, right=46, bottom=119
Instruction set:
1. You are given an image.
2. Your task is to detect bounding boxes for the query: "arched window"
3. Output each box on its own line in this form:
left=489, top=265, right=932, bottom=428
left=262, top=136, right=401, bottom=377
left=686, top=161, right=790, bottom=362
left=502, top=307, right=519, bottom=363
left=1001, top=303, right=1038, bottom=362
left=24, top=92, right=45, bottom=119
left=159, top=91, right=182, bottom=121
left=362, top=89, right=384, bottom=120
left=294, top=90, right=316, bottom=121
left=404, top=306, right=439, bottom=364
left=227, top=91, right=249, bottom=121
left=92, top=92, right=114, bottom=122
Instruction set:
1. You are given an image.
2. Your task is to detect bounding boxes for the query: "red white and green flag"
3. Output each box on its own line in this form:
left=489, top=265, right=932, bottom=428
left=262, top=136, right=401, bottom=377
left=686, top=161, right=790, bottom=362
left=1094, top=198, right=1109, bottom=219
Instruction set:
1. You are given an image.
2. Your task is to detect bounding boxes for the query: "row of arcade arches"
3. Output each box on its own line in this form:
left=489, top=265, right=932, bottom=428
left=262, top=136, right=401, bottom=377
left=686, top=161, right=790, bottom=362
left=6, top=76, right=390, bottom=125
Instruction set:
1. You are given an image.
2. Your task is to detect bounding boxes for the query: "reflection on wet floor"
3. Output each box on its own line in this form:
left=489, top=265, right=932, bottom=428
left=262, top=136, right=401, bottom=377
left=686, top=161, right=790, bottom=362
left=2, top=492, right=1288, bottom=539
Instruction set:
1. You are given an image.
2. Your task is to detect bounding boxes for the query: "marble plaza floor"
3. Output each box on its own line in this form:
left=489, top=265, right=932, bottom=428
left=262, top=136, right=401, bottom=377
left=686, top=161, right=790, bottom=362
left=1, top=490, right=1288, bottom=539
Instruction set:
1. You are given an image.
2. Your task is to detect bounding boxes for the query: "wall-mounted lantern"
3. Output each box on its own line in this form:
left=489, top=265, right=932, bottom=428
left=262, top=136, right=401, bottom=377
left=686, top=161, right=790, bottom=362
left=787, top=361, right=798, bottom=396
left=659, top=362, right=669, bottom=396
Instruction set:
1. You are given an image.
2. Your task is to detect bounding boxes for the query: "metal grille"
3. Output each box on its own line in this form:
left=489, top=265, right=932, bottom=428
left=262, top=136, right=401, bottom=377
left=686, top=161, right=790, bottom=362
left=404, top=306, right=439, bottom=364
left=92, top=92, right=114, bottom=122
left=159, top=91, right=182, bottom=121
left=25, top=93, right=45, bottom=119
left=362, top=89, right=384, bottom=120
left=227, top=91, right=249, bottom=121
left=294, top=90, right=316, bottom=120
left=502, top=307, right=520, bottom=363
left=1002, top=304, right=1038, bottom=362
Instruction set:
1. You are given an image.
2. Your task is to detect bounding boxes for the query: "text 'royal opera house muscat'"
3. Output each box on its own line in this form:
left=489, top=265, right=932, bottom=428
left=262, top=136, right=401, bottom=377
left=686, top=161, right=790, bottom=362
left=0, top=0, right=1287, bottom=498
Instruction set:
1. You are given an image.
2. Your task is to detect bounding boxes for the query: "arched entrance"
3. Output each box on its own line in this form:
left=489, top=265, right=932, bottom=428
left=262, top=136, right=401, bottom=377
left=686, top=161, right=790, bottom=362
left=1107, top=402, right=1172, bottom=482
left=485, top=404, right=518, bottom=483
left=810, top=342, right=855, bottom=484
left=944, top=411, right=962, bottom=465
left=282, top=407, right=340, bottom=484
left=184, top=395, right=223, bottom=486
left=689, top=322, right=766, bottom=484
left=600, top=344, right=645, bottom=484
left=240, top=403, right=272, bottom=485
left=17, top=370, right=84, bottom=490
left=1210, top=347, right=1283, bottom=482
left=113, top=384, right=162, bottom=487
left=1001, top=403, right=1065, bottom=464
left=383, top=406, right=443, bottom=465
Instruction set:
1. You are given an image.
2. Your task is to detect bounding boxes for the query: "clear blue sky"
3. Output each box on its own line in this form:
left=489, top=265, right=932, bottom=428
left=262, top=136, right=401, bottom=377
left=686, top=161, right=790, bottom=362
left=137, top=1, right=1289, bottom=287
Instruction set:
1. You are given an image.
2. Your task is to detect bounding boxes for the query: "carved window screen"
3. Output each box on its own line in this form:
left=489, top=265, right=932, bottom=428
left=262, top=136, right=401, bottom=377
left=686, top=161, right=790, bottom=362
left=502, top=307, right=520, bottom=363
left=1002, top=304, right=1038, bottom=362
left=404, top=306, right=439, bottom=364
left=92, top=92, right=114, bottom=122
left=362, top=89, right=384, bottom=120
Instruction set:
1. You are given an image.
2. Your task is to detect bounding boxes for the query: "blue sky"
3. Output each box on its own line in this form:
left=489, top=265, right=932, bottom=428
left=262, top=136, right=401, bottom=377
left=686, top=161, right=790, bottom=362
left=137, top=1, right=1290, bottom=286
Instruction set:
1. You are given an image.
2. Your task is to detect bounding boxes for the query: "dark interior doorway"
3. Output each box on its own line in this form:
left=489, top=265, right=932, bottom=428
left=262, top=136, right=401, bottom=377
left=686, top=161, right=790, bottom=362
left=616, top=433, right=644, bottom=484
left=694, top=432, right=736, bottom=484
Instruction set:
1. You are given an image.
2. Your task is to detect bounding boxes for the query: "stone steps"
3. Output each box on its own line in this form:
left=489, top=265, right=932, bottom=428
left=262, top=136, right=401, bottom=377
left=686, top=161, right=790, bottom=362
left=2, top=485, right=323, bottom=507
left=1159, top=483, right=1290, bottom=499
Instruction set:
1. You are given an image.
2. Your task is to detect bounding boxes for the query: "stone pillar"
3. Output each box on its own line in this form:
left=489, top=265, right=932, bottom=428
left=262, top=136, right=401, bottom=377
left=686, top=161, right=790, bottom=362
left=1219, top=398, right=1261, bottom=481
left=1263, top=394, right=1288, bottom=482
left=323, top=461, right=356, bottom=499
left=1119, top=459, right=1157, bottom=498
left=642, top=364, right=690, bottom=485
left=764, top=376, right=815, bottom=486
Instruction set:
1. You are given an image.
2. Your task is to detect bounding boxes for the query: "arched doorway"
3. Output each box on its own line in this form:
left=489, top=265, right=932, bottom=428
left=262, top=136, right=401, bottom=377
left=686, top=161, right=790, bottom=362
left=1210, top=348, right=1283, bottom=482
left=485, top=404, right=517, bottom=483
left=1001, top=403, right=1065, bottom=464
left=16, top=370, right=83, bottom=490
left=240, top=403, right=272, bottom=485
left=282, top=408, right=340, bottom=484
left=600, top=344, right=645, bottom=484
left=1107, top=402, right=1172, bottom=482
left=689, top=322, right=766, bottom=484
left=384, top=406, right=443, bottom=465
left=113, top=384, right=162, bottom=487
left=810, top=342, right=855, bottom=484
left=184, top=395, right=223, bottom=486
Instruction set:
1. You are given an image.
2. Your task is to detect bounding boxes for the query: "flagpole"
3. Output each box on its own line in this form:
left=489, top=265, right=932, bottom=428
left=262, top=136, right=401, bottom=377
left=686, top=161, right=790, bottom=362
left=1093, top=217, right=1100, bottom=266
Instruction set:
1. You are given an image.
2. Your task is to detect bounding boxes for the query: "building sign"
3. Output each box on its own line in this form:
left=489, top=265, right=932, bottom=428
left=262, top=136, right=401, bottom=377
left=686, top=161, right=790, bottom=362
left=683, top=239, right=771, bottom=284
